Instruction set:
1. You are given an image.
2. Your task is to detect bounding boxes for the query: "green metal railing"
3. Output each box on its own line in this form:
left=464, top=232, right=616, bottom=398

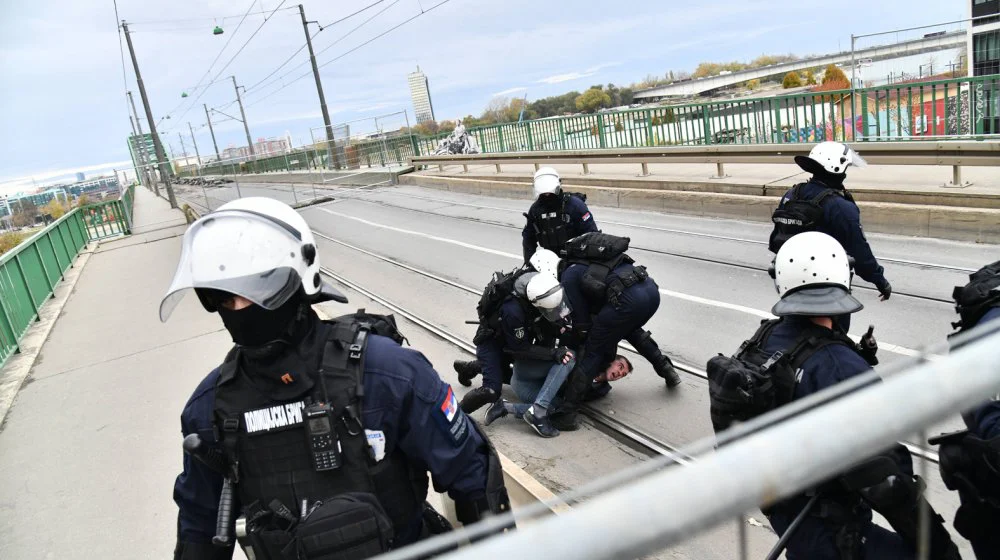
left=413, top=75, right=999, bottom=153
left=178, top=76, right=999, bottom=180
left=184, top=135, right=420, bottom=178
left=0, top=185, right=135, bottom=366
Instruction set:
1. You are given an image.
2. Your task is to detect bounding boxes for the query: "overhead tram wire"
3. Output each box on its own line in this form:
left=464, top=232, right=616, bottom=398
left=159, top=0, right=260, bottom=130
left=242, top=0, right=390, bottom=94
left=246, top=0, right=452, bottom=109
left=124, top=8, right=298, bottom=26
left=243, top=0, right=402, bottom=100
left=113, top=0, right=131, bottom=121
left=166, top=0, right=290, bottom=134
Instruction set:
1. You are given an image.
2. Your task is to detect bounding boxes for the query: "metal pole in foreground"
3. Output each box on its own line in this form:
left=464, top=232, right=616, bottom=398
left=128, top=91, right=157, bottom=194
left=299, top=4, right=336, bottom=159
left=122, top=21, right=177, bottom=208
left=204, top=104, right=221, bottom=162
left=232, top=76, right=255, bottom=160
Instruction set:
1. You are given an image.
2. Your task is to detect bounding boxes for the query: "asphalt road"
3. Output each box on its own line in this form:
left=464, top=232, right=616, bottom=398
left=291, top=182, right=996, bottom=558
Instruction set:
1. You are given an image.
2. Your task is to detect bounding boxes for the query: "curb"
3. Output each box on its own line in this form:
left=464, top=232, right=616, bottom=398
left=399, top=174, right=1000, bottom=244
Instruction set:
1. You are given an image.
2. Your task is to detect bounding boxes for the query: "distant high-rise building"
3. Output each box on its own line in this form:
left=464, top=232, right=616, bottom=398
left=408, top=66, right=436, bottom=124
left=968, top=0, right=999, bottom=133
left=75, top=172, right=85, bottom=182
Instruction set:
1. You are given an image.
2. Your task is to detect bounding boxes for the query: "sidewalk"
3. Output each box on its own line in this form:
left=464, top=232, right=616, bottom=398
left=0, top=187, right=230, bottom=558
left=418, top=160, right=1000, bottom=196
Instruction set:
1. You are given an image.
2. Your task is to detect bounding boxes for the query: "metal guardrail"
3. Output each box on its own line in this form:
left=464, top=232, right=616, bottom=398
left=413, top=75, right=1000, bottom=155
left=0, top=185, right=135, bottom=367
left=412, top=141, right=1000, bottom=184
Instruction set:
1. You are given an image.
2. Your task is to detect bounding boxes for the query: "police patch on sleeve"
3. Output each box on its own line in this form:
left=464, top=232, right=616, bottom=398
left=514, top=327, right=525, bottom=340
left=581, top=212, right=591, bottom=222
left=436, top=386, right=469, bottom=445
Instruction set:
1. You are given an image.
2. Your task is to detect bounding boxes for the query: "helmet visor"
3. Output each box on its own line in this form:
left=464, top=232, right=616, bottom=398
left=159, top=213, right=306, bottom=322
left=538, top=298, right=572, bottom=323
left=846, top=146, right=868, bottom=168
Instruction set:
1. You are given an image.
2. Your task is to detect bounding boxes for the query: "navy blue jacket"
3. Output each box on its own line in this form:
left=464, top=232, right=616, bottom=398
left=762, top=317, right=883, bottom=526
left=174, top=334, right=488, bottom=547
left=522, top=194, right=598, bottom=260
left=776, top=180, right=887, bottom=286
left=964, top=306, right=1000, bottom=439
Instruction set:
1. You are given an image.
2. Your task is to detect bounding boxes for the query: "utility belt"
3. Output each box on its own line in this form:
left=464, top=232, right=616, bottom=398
left=236, top=495, right=452, bottom=560
left=606, top=266, right=648, bottom=308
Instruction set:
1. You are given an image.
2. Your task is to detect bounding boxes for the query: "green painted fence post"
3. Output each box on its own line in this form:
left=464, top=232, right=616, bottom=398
left=597, top=115, right=607, bottom=149
left=860, top=93, right=869, bottom=141
left=702, top=108, right=712, bottom=145
left=11, top=255, right=40, bottom=322
left=526, top=122, right=535, bottom=151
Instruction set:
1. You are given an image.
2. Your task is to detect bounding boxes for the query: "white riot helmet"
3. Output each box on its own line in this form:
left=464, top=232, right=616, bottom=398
left=533, top=166, right=561, bottom=198
left=529, top=248, right=560, bottom=278
left=794, top=141, right=868, bottom=176
left=771, top=231, right=862, bottom=317
left=158, top=197, right=346, bottom=322
left=526, top=274, right=571, bottom=323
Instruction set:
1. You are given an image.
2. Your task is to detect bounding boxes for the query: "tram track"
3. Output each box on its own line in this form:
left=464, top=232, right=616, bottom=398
left=315, top=188, right=963, bottom=304
left=312, top=231, right=940, bottom=464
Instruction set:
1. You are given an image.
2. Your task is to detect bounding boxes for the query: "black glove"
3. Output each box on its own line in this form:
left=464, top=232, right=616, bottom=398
left=859, top=324, right=879, bottom=366
left=552, top=346, right=574, bottom=364
left=875, top=278, right=892, bottom=301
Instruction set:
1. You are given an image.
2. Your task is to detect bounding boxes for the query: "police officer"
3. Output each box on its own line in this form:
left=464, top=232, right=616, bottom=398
left=754, top=232, right=958, bottom=560
left=163, top=198, right=510, bottom=560
left=521, top=166, right=598, bottom=264
left=769, top=142, right=892, bottom=325
left=545, top=243, right=680, bottom=430
left=457, top=273, right=574, bottom=427
left=934, top=260, right=1000, bottom=559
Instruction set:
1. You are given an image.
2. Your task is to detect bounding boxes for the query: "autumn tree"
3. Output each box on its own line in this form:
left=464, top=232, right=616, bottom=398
left=802, top=69, right=817, bottom=85
left=42, top=198, right=67, bottom=220
left=575, top=87, right=612, bottom=113
left=822, top=64, right=849, bottom=85
left=782, top=72, right=803, bottom=88
left=746, top=79, right=761, bottom=90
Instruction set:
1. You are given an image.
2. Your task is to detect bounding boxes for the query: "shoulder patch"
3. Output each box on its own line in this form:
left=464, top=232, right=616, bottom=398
left=582, top=212, right=591, bottom=222
left=514, top=327, right=525, bottom=340
left=436, top=386, right=470, bottom=445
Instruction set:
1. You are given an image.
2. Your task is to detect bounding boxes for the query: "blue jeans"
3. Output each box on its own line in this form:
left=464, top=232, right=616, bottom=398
left=510, top=358, right=576, bottom=417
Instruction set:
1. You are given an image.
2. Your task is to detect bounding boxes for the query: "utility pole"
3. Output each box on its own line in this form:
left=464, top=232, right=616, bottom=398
left=178, top=132, right=188, bottom=158
left=300, top=4, right=335, bottom=151
left=122, top=21, right=177, bottom=208
left=232, top=76, right=255, bottom=159
left=128, top=115, right=153, bottom=191
left=128, top=90, right=158, bottom=195
left=188, top=122, right=202, bottom=172
left=204, top=104, right=221, bottom=161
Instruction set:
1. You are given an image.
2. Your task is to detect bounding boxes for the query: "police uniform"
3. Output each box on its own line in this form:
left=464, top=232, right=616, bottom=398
left=937, top=305, right=1000, bottom=559
left=774, top=180, right=887, bottom=283
left=560, top=261, right=661, bottom=384
left=174, top=310, right=505, bottom=559
left=521, top=193, right=598, bottom=263
left=759, top=317, right=911, bottom=560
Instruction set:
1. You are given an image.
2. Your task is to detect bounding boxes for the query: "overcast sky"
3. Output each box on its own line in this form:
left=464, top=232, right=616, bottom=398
left=0, top=0, right=964, bottom=193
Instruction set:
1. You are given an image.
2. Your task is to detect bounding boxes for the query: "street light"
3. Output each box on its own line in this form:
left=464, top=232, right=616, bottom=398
left=213, top=25, right=224, bottom=35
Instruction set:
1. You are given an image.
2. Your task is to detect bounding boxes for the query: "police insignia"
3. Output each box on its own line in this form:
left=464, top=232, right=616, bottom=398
left=436, top=386, right=469, bottom=444
left=514, top=327, right=525, bottom=339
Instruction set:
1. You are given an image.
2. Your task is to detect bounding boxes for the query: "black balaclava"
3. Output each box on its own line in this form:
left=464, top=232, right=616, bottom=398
left=217, top=292, right=309, bottom=350
left=811, top=168, right=847, bottom=190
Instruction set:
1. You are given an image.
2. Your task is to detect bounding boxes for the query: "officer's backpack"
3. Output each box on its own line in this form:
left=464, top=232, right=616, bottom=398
left=951, top=260, right=1000, bottom=333
left=333, top=308, right=407, bottom=346
left=706, top=318, right=857, bottom=434
left=473, top=268, right=528, bottom=344
left=562, top=231, right=630, bottom=261
left=768, top=183, right=840, bottom=253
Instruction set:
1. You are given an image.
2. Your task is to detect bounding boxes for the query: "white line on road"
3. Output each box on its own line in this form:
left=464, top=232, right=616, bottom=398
left=317, top=207, right=939, bottom=359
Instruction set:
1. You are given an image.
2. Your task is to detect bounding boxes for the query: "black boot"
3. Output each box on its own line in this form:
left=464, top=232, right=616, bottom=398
left=655, top=355, right=681, bottom=388
left=628, top=329, right=681, bottom=389
left=484, top=399, right=509, bottom=426
left=523, top=406, right=559, bottom=438
left=459, top=386, right=498, bottom=414
left=453, top=360, right=482, bottom=387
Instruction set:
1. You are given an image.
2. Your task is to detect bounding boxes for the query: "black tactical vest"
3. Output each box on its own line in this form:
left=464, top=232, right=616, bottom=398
left=528, top=193, right=575, bottom=252
left=213, top=318, right=426, bottom=538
